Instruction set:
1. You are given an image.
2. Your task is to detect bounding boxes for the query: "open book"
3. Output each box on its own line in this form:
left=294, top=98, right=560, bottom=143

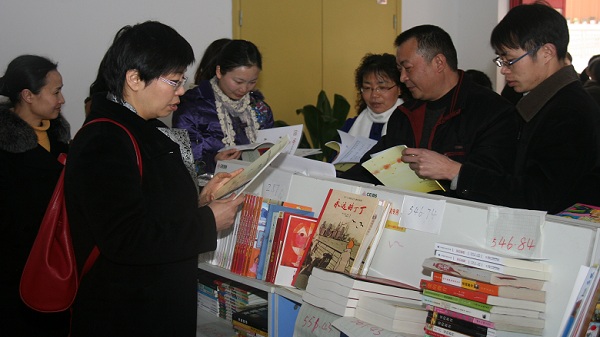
left=361, top=145, right=444, bottom=193
left=325, top=130, right=377, bottom=165
left=219, top=124, right=303, bottom=158
left=213, top=135, right=289, bottom=200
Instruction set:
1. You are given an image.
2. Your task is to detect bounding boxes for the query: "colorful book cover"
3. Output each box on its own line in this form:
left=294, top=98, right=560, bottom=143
left=256, top=204, right=313, bottom=281
left=293, top=189, right=382, bottom=289
left=245, top=199, right=280, bottom=278
left=556, top=203, right=600, bottom=223
left=273, top=213, right=319, bottom=286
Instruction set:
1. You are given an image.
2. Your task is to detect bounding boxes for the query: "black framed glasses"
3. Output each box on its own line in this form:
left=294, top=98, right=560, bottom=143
left=159, top=76, right=187, bottom=90
left=493, top=47, right=540, bottom=68
left=360, top=85, right=397, bottom=95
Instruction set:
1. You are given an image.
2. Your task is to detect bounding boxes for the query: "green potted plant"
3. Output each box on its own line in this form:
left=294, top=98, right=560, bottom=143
left=296, top=90, right=350, bottom=161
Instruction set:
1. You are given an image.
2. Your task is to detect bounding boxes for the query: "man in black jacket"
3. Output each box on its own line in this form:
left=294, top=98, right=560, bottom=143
left=341, top=24, right=517, bottom=204
left=456, top=3, right=600, bottom=214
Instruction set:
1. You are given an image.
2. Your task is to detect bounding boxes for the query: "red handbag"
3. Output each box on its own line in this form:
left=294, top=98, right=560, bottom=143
left=20, top=118, right=142, bottom=312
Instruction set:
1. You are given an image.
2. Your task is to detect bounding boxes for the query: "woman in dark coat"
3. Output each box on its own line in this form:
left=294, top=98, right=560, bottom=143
left=64, top=21, right=244, bottom=337
left=0, top=55, right=70, bottom=336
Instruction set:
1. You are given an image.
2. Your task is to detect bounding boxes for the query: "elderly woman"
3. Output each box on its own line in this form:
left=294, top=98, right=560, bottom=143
left=0, top=55, right=70, bottom=336
left=64, top=21, right=244, bottom=336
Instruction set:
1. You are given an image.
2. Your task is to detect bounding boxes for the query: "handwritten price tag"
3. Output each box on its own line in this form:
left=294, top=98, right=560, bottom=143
left=333, top=317, right=406, bottom=337
left=260, top=172, right=290, bottom=201
left=486, top=206, right=545, bottom=258
left=293, top=303, right=340, bottom=337
left=400, top=195, right=446, bottom=234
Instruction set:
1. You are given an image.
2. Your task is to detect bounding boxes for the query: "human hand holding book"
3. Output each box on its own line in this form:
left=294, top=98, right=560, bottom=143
left=213, top=135, right=290, bottom=200
left=361, top=145, right=444, bottom=193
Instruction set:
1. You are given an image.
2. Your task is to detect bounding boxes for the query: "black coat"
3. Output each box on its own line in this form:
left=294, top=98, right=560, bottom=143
left=0, top=104, right=70, bottom=336
left=64, top=96, right=217, bottom=337
left=458, top=66, right=600, bottom=214
left=341, top=71, right=517, bottom=203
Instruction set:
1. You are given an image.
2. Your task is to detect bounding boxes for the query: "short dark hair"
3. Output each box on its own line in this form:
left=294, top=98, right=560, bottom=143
left=102, top=21, right=195, bottom=100
left=0, top=55, right=58, bottom=105
left=590, top=59, right=600, bottom=81
left=394, top=24, right=458, bottom=71
left=491, top=3, right=569, bottom=60
left=354, top=53, right=402, bottom=113
left=194, top=38, right=232, bottom=84
left=211, top=40, right=262, bottom=79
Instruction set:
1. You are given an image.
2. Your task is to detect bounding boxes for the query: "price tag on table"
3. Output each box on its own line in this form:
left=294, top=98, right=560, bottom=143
left=293, top=303, right=341, bottom=337
left=400, top=195, right=446, bottom=234
left=486, top=206, right=545, bottom=258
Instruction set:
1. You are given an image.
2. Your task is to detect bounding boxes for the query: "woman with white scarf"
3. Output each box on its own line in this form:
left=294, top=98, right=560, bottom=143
left=341, top=53, right=407, bottom=140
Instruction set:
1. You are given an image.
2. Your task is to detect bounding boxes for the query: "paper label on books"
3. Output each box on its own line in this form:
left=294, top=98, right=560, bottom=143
left=332, top=317, right=408, bottom=337
left=486, top=206, right=545, bottom=258
left=400, top=195, right=445, bottom=234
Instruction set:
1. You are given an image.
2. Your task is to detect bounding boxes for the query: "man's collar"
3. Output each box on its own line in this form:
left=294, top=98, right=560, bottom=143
left=516, top=65, right=579, bottom=122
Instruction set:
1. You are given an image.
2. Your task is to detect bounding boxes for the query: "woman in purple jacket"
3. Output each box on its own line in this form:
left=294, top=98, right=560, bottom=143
left=172, top=39, right=274, bottom=174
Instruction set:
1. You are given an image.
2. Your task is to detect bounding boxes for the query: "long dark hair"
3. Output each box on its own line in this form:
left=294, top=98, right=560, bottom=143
left=199, top=39, right=262, bottom=82
left=0, top=55, right=58, bottom=106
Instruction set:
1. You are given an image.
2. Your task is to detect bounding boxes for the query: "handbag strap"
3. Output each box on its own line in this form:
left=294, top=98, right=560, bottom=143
left=83, top=118, right=143, bottom=177
left=78, top=118, right=143, bottom=277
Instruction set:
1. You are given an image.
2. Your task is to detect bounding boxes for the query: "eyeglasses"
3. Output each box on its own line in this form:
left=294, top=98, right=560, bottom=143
left=159, top=76, right=187, bottom=90
left=360, top=85, right=397, bottom=95
left=493, top=47, right=540, bottom=68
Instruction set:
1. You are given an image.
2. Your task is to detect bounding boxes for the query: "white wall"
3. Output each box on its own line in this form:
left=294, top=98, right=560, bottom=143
left=402, top=0, right=508, bottom=92
left=0, top=0, right=231, bottom=132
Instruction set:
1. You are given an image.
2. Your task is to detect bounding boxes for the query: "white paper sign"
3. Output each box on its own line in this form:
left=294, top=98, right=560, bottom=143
left=400, top=195, right=446, bottom=234
left=486, top=206, right=545, bottom=258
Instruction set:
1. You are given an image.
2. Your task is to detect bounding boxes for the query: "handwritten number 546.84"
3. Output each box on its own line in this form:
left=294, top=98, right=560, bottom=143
left=490, top=236, right=536, bottom=251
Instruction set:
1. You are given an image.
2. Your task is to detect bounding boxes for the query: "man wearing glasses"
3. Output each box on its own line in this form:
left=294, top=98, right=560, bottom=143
left=455, top=3, right=600, bottom=213
left=341, top=24, right=517, bottom=197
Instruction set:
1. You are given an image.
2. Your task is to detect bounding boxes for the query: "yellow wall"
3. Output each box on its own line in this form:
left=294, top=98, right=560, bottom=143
left=233, top=0, right=402, bottom=126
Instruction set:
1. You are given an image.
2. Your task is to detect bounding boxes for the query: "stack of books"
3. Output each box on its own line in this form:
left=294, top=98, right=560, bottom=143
left=301, top=267, right=422, bottom=317
left=354, top=296, right=428, bottom=337
left=231, top=303, right=268, bottom=337
left=197, top=273, right=220, bottom=317
left=421, top=242, right=551, bottom=336
left=214, top=279, right=268, bottom=321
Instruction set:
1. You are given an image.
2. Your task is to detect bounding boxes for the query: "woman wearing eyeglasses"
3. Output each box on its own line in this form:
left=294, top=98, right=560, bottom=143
left=64, top=21, right=244, bottom=336
left=172, top=39, right=274, bottom=175
left=341, top=53, right=408, bottom=141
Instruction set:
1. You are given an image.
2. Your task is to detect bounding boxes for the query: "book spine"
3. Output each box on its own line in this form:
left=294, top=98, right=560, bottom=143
left=421, top=279, right=490, bottom=304
left=435, top=242, right=517, bottom=268
left=422, top=295, right=490, bottom=321
left=426, top=305, right=495, bottom=329
left=432, top=272, right=501, bottom=297
left=423, top=290, right=493, bottom=312
left=426, top=324, right=472, bottom=337
left=435, top=250, right=508, bottom=275
left=427, top=310, right=496, bottom=337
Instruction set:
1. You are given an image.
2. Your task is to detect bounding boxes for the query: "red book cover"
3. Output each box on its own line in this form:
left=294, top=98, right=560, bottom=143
left=273, top=213, right=318, bottom=286
left=242, top=196, right=263, bottom=277
left=233, top=194, right=255, bottom=274
left=265, top=212, right=285, bottom=283
left=268, top=212, right=294, bottom=283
